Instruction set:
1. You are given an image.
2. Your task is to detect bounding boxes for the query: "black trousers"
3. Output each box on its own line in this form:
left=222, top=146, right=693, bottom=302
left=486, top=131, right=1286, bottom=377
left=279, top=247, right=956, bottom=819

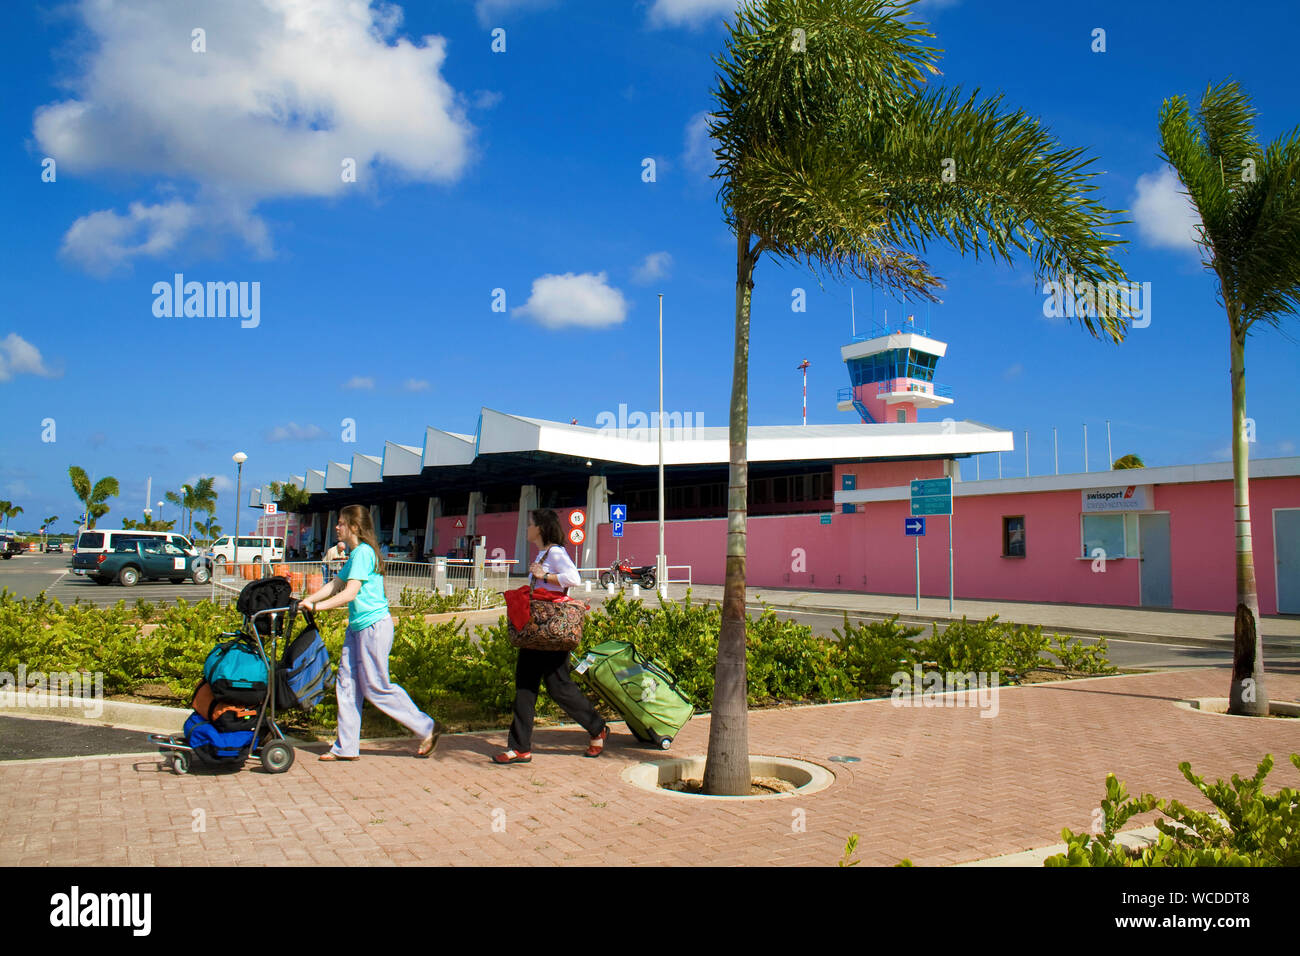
left=508, top=649, right=606, bottom=753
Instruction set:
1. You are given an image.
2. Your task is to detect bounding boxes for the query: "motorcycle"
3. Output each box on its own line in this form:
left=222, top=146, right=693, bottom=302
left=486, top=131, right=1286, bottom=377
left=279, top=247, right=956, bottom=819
left=598, top=557, right=656, bottom=590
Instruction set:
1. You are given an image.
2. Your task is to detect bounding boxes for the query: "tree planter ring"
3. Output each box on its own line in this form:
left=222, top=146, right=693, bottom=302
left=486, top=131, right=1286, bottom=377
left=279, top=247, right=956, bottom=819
left=1174, top=697, right=1300, bottom=718
left=621, top=755, right=835, bottom=801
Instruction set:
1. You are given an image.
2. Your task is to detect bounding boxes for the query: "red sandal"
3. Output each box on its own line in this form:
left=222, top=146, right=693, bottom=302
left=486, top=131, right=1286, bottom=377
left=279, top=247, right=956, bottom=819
left=585, top=726, right=610, bottom=758
left=491, top=750, right=531, bottom=764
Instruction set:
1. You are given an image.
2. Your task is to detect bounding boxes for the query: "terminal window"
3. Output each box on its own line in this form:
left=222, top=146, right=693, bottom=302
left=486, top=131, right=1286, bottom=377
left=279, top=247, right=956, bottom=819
left=1002, top=516, right=1025, bottom=557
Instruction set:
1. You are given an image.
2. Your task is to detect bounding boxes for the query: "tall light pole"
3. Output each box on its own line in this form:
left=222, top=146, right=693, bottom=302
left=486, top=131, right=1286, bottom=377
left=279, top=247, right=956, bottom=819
left=796, top=359, right=810, bottom=426
left=657, top=293, right=666, bottom=597
left=157, top=500, right=164, bottom=523
left=1083, top=424, right=1089, bottom=473
left=1106, top=419, right=1113, bottom=471
left=233, top=452, right=247, bottom=577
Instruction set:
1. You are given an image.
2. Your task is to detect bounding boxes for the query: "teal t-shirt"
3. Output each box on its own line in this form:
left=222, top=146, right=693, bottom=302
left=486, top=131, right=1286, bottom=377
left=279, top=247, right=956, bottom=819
left=341, top=542, right=389, bottom=630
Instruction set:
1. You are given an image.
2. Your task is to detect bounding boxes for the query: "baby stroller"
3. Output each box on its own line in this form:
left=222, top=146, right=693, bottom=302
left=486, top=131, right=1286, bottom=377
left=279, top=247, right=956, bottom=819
left=151, top=577, right=333, bottom=775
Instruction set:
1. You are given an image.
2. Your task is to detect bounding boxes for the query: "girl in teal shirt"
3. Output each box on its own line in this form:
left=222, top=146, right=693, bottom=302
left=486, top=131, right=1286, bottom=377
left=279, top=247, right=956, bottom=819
left=302, top=505, right=442, bottom=760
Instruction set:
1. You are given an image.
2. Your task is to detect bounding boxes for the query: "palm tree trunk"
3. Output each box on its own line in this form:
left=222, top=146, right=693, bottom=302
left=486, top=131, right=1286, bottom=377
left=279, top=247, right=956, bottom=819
left=1228, top=321, right=1268, bottom=715
left=703, top=230, right=757, bottom=796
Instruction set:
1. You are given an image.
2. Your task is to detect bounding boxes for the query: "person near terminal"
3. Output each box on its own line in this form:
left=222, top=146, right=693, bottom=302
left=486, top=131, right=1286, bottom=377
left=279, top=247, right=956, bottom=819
left=301, top=505, right=442, bottom=761
left=493, top=508, right=609, bottom=764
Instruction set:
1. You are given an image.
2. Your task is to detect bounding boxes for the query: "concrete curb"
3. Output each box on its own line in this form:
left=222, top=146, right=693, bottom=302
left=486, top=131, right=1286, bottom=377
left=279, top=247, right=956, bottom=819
left=953, top=826, right=1163, bottom=867
left=0, top=693, right=188, bottom=733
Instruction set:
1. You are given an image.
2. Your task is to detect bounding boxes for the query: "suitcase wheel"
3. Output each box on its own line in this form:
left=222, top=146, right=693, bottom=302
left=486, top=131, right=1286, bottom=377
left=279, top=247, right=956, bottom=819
left=656, top=736, right=672, bottom=750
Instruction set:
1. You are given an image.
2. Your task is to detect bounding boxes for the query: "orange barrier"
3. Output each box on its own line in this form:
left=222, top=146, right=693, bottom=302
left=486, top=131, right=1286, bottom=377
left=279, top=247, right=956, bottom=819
left=273, top=564, right=290, bottom=578
left=306, top=574, right=324, bottom=594
left=290, top=572, right=305, bottom=593
left=242, top=564, right=258, bottom=581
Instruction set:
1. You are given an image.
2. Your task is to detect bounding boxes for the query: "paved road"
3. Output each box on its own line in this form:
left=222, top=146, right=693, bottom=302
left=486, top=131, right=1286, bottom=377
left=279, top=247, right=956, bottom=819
left=0, top=552, right=216, bottom=607
left=0, top=716, right=155, bottom=761
left=7, top=555, right=1299, bottom=671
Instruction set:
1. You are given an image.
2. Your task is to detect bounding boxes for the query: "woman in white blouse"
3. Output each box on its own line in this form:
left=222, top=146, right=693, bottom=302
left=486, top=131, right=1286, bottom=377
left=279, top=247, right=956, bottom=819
left=493, top=508, right=610, bottom=764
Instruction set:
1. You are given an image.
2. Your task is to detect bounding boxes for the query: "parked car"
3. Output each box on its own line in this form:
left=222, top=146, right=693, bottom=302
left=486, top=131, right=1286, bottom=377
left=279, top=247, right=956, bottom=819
left=73, top=540, right=211, bottom=586
left=208, top=535, right=284, bottom=569
left=71, top=529, right=195, bottom=573
left=1, top=539, right=21, bottom=560
left=46, top=541, right=64, bottom=554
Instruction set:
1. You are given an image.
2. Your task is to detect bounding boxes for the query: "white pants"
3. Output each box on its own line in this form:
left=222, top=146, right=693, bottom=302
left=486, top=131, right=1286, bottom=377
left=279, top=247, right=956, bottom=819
left=330, top=614, right=435, bottom=757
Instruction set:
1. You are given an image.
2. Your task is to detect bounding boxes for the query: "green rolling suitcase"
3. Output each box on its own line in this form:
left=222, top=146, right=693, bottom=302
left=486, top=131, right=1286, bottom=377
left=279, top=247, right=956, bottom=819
left=572, top=640, right=694, bottom=750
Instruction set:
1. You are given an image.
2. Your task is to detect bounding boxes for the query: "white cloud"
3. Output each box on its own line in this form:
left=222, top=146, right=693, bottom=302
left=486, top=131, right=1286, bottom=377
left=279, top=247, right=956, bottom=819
left=633, top=252, right=673, bottom=284
left=513, top=272, right=629, bottom=329
left=648, top=0, right=739, bottom=28
left=36, top=0, right=475, bottom=273
left=1132, top=167, right=1202, bottom=251
left=474, top=0, right=556, bottom=27
left=0, top=334, right=58, bottom=382
left=683, top=111, right=716, bottom=176
left=59, top=200, right=197, bottom=277
left=343, top=376, right=375, bottom=390
left=267, top=423, right=327, bottom=442
left=472, top=90, right=504, bottom=110
left=403, top=379, right=431, bottom=392
left=1279, top=440, right=1296, bottom=454
left=649, top=0, right=958, bottom=28
left=1002, top=363, right=1024, bottom=381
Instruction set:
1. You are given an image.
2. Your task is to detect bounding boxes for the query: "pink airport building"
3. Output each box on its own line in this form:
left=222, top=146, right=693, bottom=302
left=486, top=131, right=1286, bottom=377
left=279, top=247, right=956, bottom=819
left=254, top=319, right=1300, bottom=616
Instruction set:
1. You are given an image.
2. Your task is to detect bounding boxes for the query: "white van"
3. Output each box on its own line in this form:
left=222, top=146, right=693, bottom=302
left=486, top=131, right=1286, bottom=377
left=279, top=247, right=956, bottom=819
left=72, top=530, right=197, bottom=574
left=209, top=535, right=284, bottom=568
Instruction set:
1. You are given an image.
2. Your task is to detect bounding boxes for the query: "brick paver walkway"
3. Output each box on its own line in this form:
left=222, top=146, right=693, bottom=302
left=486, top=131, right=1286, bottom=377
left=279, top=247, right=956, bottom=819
left=2, top=668, right=1297, bottom=866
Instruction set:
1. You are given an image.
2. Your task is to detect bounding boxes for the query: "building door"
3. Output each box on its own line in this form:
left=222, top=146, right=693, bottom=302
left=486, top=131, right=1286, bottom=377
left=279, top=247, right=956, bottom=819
left=1139, top=513, right=1172, bottom=608
left=1275, top=508, right=1300, bottom=614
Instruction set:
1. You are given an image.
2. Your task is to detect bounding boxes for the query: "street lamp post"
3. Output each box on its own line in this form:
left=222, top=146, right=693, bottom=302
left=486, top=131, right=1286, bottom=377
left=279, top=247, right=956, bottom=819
left=233, top=452, right=247, bottom=579
left=657, top=293, right=667, bottom=598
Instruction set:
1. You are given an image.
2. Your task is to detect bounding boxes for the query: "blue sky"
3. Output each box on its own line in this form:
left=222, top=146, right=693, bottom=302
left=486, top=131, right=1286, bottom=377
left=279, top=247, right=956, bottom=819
left=1, top=0, right=1298, bottom=536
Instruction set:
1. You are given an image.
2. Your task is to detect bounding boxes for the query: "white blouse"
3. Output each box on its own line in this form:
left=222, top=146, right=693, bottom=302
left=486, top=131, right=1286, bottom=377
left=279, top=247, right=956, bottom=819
left=532, top=545, right=581, bottom=592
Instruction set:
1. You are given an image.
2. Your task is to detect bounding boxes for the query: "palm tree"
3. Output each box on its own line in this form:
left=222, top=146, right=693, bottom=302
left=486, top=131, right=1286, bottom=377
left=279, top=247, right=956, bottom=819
left=122, top=513, right=176, bottom=531
left=1112, top=454, right=1145, bottom=469
left=193, top=517, right=222, bottom=547
left=1158, top=79, right=1299, bottom=717
left=0, top=502, right=21, bottom=531
left=702, top=0, right=1130, bottom=794
left=69, top=466, right=119, bottom=530
left=166, top=477, right=218, bottom=539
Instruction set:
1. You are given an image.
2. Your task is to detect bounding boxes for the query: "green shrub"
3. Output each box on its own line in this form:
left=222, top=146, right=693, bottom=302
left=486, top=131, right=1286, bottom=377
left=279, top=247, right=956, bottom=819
left=832, top=614, right=924, bottom=695
left=1048, top=634, right=1118, bottom=674
left=917, top=616, right=1007, bottom=676
left=1045, top=754, right=1300, bottom=867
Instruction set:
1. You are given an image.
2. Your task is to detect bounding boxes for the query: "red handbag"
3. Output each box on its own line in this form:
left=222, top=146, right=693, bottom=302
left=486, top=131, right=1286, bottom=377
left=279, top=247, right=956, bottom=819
left=506, top=549, right=589, bottom=651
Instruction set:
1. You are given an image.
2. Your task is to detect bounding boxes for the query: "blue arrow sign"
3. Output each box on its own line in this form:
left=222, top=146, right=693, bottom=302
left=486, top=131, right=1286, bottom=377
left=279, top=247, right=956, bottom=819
left=611, top=521, right=624, bottom=538
left=610, top=504, right=627, bottom=522
left=905, top=517, right=926, bottom=536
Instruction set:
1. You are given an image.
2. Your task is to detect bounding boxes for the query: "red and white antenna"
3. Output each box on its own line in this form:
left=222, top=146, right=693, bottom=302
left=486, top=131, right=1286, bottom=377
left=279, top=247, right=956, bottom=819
left=796, top=359, right=810, bottom=425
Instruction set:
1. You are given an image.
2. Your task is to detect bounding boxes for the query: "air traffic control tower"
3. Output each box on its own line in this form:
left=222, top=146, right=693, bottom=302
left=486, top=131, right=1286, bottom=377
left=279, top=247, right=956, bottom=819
left=836, top=314, right=953, bottom=424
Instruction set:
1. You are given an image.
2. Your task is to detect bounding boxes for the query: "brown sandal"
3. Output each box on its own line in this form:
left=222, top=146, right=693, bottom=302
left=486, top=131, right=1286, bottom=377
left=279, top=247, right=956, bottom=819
left=318, top=752, right=359, bottom=762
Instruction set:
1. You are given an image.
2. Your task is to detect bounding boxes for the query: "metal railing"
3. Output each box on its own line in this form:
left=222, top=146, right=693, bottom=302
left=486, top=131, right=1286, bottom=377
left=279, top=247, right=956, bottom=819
left=572, top=564, right=692, bottom=596
left=210, top=554, right=513, bottom=606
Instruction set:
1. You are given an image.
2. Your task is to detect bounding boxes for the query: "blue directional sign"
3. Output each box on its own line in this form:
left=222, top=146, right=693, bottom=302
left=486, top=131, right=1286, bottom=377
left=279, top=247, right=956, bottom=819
left=820, top=514, right=832, bottom=525
left=611, top=521, right=624, bottom=538
left=905, top=517, right=926, bottom=536
left=609, top=504, right=627, bottom=522
left=910, top=477, right=952, bottom=516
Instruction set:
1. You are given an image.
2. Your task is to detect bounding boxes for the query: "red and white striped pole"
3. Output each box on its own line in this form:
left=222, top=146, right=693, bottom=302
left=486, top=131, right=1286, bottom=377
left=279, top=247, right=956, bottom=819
left=797, top=359, right=810, bottom=426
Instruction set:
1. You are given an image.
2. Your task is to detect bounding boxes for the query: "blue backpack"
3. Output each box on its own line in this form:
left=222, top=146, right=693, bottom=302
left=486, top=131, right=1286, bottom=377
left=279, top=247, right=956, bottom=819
left=275, top=610, right=334, bottom=711
left=203, top=633, right=268, bottom=705
left=183, top=712, right=256, bottom=767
